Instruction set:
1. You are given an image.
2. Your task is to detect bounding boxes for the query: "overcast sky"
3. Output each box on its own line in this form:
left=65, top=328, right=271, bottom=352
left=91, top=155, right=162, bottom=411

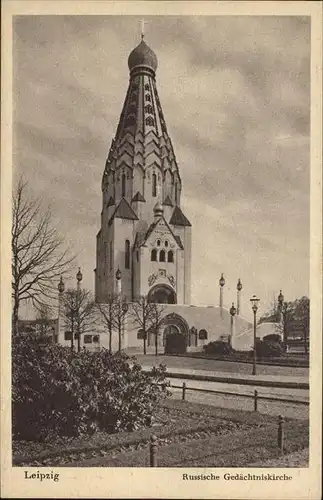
left=13, top=15, right=310, bottom=320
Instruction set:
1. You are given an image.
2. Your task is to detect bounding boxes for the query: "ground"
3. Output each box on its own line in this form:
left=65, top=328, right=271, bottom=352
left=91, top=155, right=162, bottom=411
left=13, top=399, right=309, bottom=468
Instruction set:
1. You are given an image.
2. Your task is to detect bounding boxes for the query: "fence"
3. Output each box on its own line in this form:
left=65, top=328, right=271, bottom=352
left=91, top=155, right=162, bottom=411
left=172, top=381, right=309, bottom=408
left=149, top=413, right=287, bottom=467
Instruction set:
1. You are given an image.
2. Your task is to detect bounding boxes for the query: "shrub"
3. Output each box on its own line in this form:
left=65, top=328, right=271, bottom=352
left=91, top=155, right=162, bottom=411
left=263, top=333, right=282, bottom=344
left=255, top=339, right=282, bottom=358
left=203, top=340, right=232, bottom=355
left=12, top=334, right=170, bottom=441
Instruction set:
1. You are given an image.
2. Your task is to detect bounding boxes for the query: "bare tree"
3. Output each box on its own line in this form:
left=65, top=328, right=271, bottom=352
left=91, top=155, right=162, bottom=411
left=11, top=177, right=75, bottom=335
left=35, top=303, right=52, bottom=336
left=96, top=294, right=119, bottom=353
left=61, top=288, right=97, bottom=352
left=295, top=296, right=310, bottom=354
left=130, top=296, right=165, bottom=355
left=259, top=297, right=308, bottom=352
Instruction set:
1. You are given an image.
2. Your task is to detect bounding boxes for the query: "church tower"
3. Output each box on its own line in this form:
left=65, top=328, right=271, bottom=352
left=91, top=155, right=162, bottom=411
left=95, top=36, right=192, bottom=305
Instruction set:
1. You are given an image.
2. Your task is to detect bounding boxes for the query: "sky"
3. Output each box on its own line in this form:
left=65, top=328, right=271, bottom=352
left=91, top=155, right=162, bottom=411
left=13, top=15, right=310, bottom=320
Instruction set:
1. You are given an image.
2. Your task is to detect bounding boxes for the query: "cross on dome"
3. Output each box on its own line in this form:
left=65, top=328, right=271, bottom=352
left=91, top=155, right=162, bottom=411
left=140, top=19, right=147, bottom=40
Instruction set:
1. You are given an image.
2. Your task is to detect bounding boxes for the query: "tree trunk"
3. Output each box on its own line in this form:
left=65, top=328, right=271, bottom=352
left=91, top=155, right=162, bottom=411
left=71, top=317, right=74, bottom=351
left=108, top=325, right=112, bottom=353
left=155, top=330, right=158, bottom=357
left=77, top=330, right=81, bottom=352
left=118, top=320, right=122, bottom=352
left=143, top=334, right=147, bottom=355
left=12, top=293, right=19, bottom=335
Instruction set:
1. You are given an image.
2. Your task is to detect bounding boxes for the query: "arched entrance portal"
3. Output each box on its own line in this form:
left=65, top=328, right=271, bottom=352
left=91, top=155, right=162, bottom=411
left=162, top=313, right=189, bottom=354
left=148, top=284, right=176, bottom=304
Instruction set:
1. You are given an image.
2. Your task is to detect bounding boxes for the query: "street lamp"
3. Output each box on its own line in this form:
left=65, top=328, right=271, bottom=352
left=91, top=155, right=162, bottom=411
left=219, top=273, right=225, bottom=318
left=250, top=294, right=260, bottom=375
left=58, top=276, right=65, bottom=294
left=75, top=268, right=83, bottom=352
left=237, top=279, right=242, bottom=315
left=277, top=290, right=286, bottom=351
left=229, top=302, right=237, bottom=348
left=278, top=290, right=284, bottom=309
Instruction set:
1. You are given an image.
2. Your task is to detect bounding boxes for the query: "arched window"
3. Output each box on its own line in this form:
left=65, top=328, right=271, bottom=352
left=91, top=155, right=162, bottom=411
left=159, top=250, right=165, bottom=262
left=145, top=104, right=153, bottom=114
left=125, top=240, right=130, bottom=269
left=121, top=173, right=126, bottom=197
left=152, top=173, right=157, bottom=197
left=157, top=239, right=161, bottom=246
left=151, top=249, right=157, bottom=262
left=145, top=93, right=151, bottom=101
left=199, top=329, right=208, bottom=340
left=167, top=250, right=174, bottom=263
left=165, top=240, right=169, bottom=248
left=145, top=116, right=154, bottom=127
left=137, top=329, right=145, bottom=339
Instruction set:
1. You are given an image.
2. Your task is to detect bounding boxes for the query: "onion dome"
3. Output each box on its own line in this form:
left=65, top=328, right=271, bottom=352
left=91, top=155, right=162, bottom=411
left=128, top=40, right=158, bottom=74
left=153, top=201, right=163, bottom=216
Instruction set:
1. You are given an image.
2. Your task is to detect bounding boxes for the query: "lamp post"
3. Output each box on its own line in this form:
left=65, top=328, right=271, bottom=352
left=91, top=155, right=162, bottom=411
left=76, top=268, right=83, bottom=352
left=57, top=276, right=65, bottom=344
left=250, top=294, right=260, bottom=375
left=229, top=302, right=237, bottom=349
left=122, top=300, right=129, bottom=350
left=277, top=289, right=286, bottom=351
left=219, top=273, right=225, bottom=319
left=237, top=279, right=242, bottom=316
left=116, top=268, right=122, bottom=296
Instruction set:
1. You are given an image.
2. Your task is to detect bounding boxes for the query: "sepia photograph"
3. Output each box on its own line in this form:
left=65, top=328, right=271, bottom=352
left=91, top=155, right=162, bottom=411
left=1, top=2, right=322, bottom=499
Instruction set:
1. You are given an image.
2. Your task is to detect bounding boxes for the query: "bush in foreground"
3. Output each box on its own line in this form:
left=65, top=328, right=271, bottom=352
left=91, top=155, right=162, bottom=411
left=12, top=334, right=170, bottom=441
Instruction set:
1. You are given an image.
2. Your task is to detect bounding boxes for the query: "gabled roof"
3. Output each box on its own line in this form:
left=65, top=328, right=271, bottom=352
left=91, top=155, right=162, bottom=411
left=133, top=231, right=147, bottom=249
left=108, top=198, right=139, bottom=225
left=169, top=205, right=191, bottom=227
left=132, top=191, right=146, bottom=202
left=135, top=216, right=184, bottom=250
left=106, top=196, right=115, bottom=207
left=163, top=195, right=173, bottom=207
left=174, top=235, right=183, bottom=248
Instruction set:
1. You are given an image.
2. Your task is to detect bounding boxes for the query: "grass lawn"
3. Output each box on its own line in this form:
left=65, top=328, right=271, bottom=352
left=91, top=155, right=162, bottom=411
left=13, top=398, right=309, bottom=468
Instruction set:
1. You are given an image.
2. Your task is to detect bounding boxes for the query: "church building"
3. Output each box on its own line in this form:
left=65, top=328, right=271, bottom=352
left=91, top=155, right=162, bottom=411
left=95, top=37, right=191, bottom=307
left=58, top=36, right=251, bottom=353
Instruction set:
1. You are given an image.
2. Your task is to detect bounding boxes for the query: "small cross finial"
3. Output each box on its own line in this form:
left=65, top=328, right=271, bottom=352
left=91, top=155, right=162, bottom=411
left=140, top=19, right=146, bottom=40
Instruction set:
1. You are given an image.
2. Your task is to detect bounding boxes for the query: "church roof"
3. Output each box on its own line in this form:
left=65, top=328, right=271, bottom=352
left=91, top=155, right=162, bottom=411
left=128, top=40, right=158, bottom=73
left=102, top=39, right=182, bottom=191
left=136, top=217, right=184, bottom=250
left=131, top=191, right=146, bottom=202
left=108, top=198, right=139, bottom=225
left=106, top=196, right=115, bottom=207
left=169, top=206, right=192, bottom=227
left=163, top=195, right=173, bottom=207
